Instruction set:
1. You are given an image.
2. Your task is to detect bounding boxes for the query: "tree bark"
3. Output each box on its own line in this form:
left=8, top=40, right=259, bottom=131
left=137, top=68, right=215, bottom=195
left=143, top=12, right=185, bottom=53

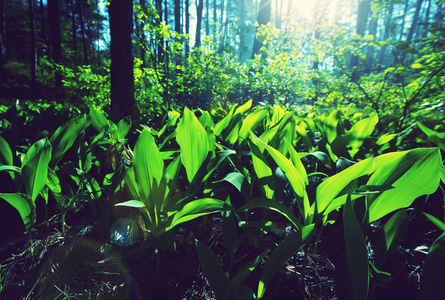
left=39, top=0, right=50, bottom=60
left=0, top=0, right=5, bottom=81
left=48, top=0, right=62, bottom=88
left=70, top=0, right=77, bottom=58
left=185, top=0, right=190, bottom=56
left=195, top=0, right=204, bottom=47
left=377, top=0, right=393, bottom=69
left=350, top=0, right=371, bottom=81
left=365, top=14, right=378, bottom=73
left=251, top=0, right=271, bottom=59
left=175, top=0, right=181, bottom=33
left=28, top=0, right=37, bottom=99
left=78, top=0, right=88, bottom=65
left=109, top=0, right=135, bottom=120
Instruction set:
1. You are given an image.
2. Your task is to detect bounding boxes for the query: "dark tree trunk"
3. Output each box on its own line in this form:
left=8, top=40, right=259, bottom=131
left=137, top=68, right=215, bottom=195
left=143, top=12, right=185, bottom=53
left=350, top=0, right=371, bottom=81
left=401, top=0, right=423, bottom=63
left=377, top=0, right=393, bottom=69
left=0, top=0, right=5, bottom=81
left=28, top=0, right=37, bottom=99
left=365, top=14, right=378, bottom=73
left=175, top=0, right=181, bottom=33
left=78, top=0, right=88, bottom=65
left=399, top=0, right=409, bottom=40
left=205, top=0, right=209, bottom=37
left=48, top=0, right=62, bottom=88
left=213, top=0, right=216, bottom=37
left=251, top=0, right=271, bottom=59
left=39, top=0, right=50, bottom=59
left=185, top=0, right=190, bottom=56
left=70, top=0, right=77, bottom=58
left=109, top=0, right=135, bottom=120
left=140, top=0, right=147, bottom=67
left=195, top=0, right=204, bottom=47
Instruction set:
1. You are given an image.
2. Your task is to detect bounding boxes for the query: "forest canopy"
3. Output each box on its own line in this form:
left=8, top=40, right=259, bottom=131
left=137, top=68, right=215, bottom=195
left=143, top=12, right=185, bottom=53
left=0, top=0, right=444, bottom=125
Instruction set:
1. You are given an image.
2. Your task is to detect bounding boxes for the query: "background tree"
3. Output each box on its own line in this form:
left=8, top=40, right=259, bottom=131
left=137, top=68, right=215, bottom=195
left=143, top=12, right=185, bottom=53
left=109, top=0, right=135, bottom=120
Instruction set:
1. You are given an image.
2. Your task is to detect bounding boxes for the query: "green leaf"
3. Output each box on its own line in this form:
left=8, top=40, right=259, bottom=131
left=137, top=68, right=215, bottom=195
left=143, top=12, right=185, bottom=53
left=251, top=132, right=305, bottom=198
left=133, top=128, right=164, bottom=209
left=196, top=240, right=229, bottom=300
left=343, top=194, right=369, bottom=300
left=424, top=213, right=445, bottom=232
left=420, top=232, right=445, bottom=299
left=89, top=107, right=109, bottom=132
left=222, top=172, right=246, bottom=193
left=237, top=197, right=302, bottom=230
left=167, top=199, right=228, bottom=231
left=234, top=100, right=252, bottom=115
left=0, top=165, right=21, bottom=173
left=257, top=224, right=314, bottom=299
left=50, top=115, right=88, bottom=168
left=0, top=136, right=13, bottom=166
left=214, top=104, right=238, bottom=136
left=231, top=250, right=268, bottom=291
left=417, top=122, right=445, bottom=152
left=238, top=108, right=268, bottom=144
left=117, top=116, right=132, bottom=140
left=374, top=210, right=409, bottom=267
left=115, top=200, right=146, bottom=208
left=368, top=148, right=442, bottom=222
left=316, top=157, right=375, bottom=215
left=248, top=139, right=274, bottom=199
left=0, top=193, right=36, bottom=234
left=22, top=138, right=52, bottom=202
left=176, top=108, right=209, bottom=183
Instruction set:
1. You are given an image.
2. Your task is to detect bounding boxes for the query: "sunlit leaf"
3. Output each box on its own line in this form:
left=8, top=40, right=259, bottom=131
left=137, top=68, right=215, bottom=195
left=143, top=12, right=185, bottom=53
left=89, top=107, right=109, bottom=132
left=176, top=107, right=209, bottom=183
left=424, top=213, right=445, bottom=232
left=238, top=108, right=268, bottom=144
left=368, top=148, right=442, bottom=222
left=0, top=136, right=13, bottom=166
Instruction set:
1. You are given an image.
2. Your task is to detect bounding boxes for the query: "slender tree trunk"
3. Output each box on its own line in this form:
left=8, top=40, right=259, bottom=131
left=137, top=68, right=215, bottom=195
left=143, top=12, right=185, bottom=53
left=140, top=0, right=147, bottom=67
left=205, top=0, right=209, bottom=37
left=78, top=0, right=88, bottom=65
left=195, top=0, right=204, bottom=47
left=39, top=0, right=50, bottom=59
left=350, top=0, right=371, bottom=81
left=109, top=0, right=135, bottom=120
left=213, top=0, right=217, bottom=37
left=0, top=0, right=5, bottom=81
left=185, top=0, right=190, bottom=56
left=28, top=0, right=37, bottom=99
left=175, top=0, right=181, bottom=33
left=401, top=0, right=423, bottom=63
left=70, top=0, right=77, bottom=58
left=377, top=0, right=393, bottom=69
left=251, top=0, right=271, bottom=59
left=422, top=0, right=431, bottom=38
left=365, top=14, right=378, bottom=73
left=399, top=0, right=409, bottom=40
left=164, top=0, right=168, bottom=27
left=48, top=0, right=62, bottom=88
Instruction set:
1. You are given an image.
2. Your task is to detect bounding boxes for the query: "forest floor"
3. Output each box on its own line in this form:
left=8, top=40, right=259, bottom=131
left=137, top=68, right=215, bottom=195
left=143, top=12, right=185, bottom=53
left=0, top=193, right=440, bottom=300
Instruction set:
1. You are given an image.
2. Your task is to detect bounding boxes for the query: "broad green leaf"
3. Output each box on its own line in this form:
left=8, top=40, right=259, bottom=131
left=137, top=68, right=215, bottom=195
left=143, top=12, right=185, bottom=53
left=176, top=108, right=209, bottom=183
left=115, top=200, right=146, bottom=208
left=417, top=122, right=445, bottom=152
left=234, top=99, right=252, bottom=115
left=249, top=140, right=274, bottom=199
left=196, top=240, right=229, bottom=300
left=50, top=115, right=88, bottom=168
left=237, top=197, right=302, bottom=230
left=238, top=108, right=268, bottom=144
left=283, top=138, right=308, bottom=185
left=46, top=168, right=61, bottom=194
left=368, top=148, right=442, bottom=222
left=214, top=104, right=238, bottom=136
left=257, top=224, right=314, bottom=299
left=319, top=110, right=341, bottom=144
left=251, top=132, right=305, bottom=198
left=117, top=116, right=132, bottom=140
left=424, top=213, right=445, bottom=232
left=316, top=157, right=375, bottom=215
left=420, top=232, right=445, bottom=299
left=133, top=128, right=164, bottom=208
left=376, top=133, right=397, bottom=145
left=222, top=172, right=246, bottom=193
left=0, top=193, right=35, bottom=233
left=168, top=199, right=228, bottom=230
left=22, top=138, right=52, bottom=201
left=222, top=211, right=238, bottom=261
left=0, top=136, right=13, bottom=166
left=343, top=194, right=369, bottom=300
left=268, top=105, right=285, bottom=128
left=89, top=107, right=109, bottom=132
left=295, top=124, right=313, bottom=152
left=374, top=210, right=409, bottom=267
left=0, top=165, right=21, bottom=173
